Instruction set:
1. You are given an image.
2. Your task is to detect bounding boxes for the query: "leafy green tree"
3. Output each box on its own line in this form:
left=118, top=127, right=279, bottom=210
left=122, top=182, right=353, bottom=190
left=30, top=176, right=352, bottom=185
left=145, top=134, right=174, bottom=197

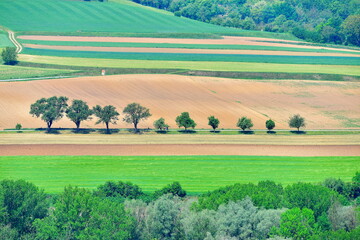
left=34, top=186, right=135, bottom=240
left=288, top=114, right=305, bottom=131
left=266, top=119, right=275, bottom=131
left=0, top=224, right=18, bottom=240
left=66, top=99, right=93, bottom=129
left=153, top=117, right=169, bottom=131
left=1, top=47, right=17, bottom=65
left=93, top=105, right=119, bottom=133
left=123, top=103, right=151, bottom=132
left=181, top=209, right=216, bottom=240
left=208, top=116, right=219, bottom=131
left=0, top=179, right=47, bottom=234
left=175, top=112, right=196, bottom=131
left=237, top=116, right=253, bottom=131
left=275, top=208, right=317, bottom=240
left=29, top=96, right=68, bottom=130
left=15, top=123, right=22, bottom=132
left=341, top=15, right=360, bottom=46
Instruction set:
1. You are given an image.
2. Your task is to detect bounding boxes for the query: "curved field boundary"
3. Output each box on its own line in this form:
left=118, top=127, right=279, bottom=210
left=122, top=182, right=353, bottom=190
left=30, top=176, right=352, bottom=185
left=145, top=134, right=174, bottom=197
left=8, top=30, right=22, bottom=53
left=23, top=44, right=360, bottom=57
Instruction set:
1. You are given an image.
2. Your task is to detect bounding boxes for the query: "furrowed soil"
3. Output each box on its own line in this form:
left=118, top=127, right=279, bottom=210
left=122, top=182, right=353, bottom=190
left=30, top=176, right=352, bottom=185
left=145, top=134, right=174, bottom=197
left=0, top=74, right=359, bottom=130
left=1, top=144, right=359, bottom=156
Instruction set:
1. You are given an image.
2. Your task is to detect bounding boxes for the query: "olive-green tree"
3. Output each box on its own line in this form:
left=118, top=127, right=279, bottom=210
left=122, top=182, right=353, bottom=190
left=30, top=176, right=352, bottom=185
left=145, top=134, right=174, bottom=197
left=1, top=47, right=17, bottom=65
left=266, top=119, right=275, bottom=131
left=288, top=114, right=305, bottom=131
left=66, top=99, right=93, bottom=129
left=208, top=116, right=220, bottom=132
left=175, top=112, right=196, bottom=131
left=153, top=117, right=169, bottom=131
left=93, top=105, right=119, bottom=133
left=237, top=116, right=253, bottom=131
left=123, top=103, right=151, bottom=132
left=29, top=96, right=68, bottom=130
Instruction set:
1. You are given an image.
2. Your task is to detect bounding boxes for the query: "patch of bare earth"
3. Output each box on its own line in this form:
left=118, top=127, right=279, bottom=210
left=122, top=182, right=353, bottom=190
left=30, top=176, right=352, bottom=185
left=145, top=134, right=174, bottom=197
left=23, top=44, right=360, bottom=57
left=18, top=36, right=360, bottom=53
left=0, top=75, right=359, bottom=130
left=0, top=144, right=359, bottom=156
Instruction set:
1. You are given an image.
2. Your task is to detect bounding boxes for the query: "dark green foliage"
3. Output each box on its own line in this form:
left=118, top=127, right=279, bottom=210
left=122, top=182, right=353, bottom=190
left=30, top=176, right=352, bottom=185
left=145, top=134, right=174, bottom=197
left=153, top=117, right=169, bottom=131
left=284, top=183, right=336, bottom=218
left=93, top=105, right=119, bottom=133
left=15, top=123, right=22, bottom=131
left=193, top=181, right=284, bottom=211
left=123, top=102, right=151, bottom=131
left=66, top=99, right=93, bottom=129
left=34, top=186, right=135, bottom=240
left=94, top=181, right=144, bottom=199
left=0, top=224, right=18, bottom=240
left=132, top=0, right=360, bottom=46
left=0, top=180, right=47, bottom=234
left=237, top=116, right=253, bottom=131
left=1, top=47, right=17, bottom=65
left=175, top=112, right=196, bottom=131
left=323, top=178, right=346, bottom=195
left=29, top=96, right=68, bottom=130
left=208, top=115, right=220, bottom=131
left=288, top=114, right=306, bottom=131
left=154, top=182, right=186, bottom=199
left=266, top=119, right=275, bottom=131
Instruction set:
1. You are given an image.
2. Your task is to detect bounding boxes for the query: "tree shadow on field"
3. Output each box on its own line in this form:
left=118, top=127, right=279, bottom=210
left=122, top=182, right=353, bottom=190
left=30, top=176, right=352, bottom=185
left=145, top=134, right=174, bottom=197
left=155, top=130, right=169, bottom=134
left=267, top=131, right=277, bottom=134
left=210, top=130, right=221, bottom=133
left=45, top=129, right=61, bottom=135
left=71, top=129, right=96, bottom=134
left=238, top=130, right=254, bottom=135
left=178, top=130, right=197, bottom=134
left=97, top=129, right=120, bottom=134
left=290, top=131, right=307, bottom=134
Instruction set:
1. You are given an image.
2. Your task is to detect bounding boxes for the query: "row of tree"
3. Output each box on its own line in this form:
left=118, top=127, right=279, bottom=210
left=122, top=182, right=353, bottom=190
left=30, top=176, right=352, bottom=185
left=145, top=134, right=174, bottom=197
left=132, top=0, right=360, bottom=46
left=0, top=173, right=359, bottom=239
left=30, top=96, right=306, bottom=133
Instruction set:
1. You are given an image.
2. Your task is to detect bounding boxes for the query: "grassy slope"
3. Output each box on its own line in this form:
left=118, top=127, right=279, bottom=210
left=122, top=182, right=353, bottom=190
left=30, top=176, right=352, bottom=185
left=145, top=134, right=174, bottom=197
left=18, top=40, right=360, bottom=54
left=19, top=55, right=360, bottom=76
left=0, top=65, right=77, bottom=80
left=0, top=155, right=358, bottom=193
left=0, top=0, right=293, bottom=40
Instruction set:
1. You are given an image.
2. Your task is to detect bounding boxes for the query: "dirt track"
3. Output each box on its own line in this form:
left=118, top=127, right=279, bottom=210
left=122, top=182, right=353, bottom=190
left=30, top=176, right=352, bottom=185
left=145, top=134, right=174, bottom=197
left=0, top=74, right=359, bottom=130
left=18, top=35, right=360, bottom=53
left=24, top=44, right=359, bottom=57
left=1, top=144, right=359, bottom=156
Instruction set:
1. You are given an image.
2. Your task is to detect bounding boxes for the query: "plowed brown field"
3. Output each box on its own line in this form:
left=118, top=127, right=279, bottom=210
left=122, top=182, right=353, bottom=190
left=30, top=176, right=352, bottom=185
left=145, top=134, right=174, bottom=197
left=0, top=74, right=359, bottom=130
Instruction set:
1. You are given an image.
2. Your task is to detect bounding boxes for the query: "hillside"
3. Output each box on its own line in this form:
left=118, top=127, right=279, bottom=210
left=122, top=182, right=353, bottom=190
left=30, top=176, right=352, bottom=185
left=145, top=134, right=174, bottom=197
left=0, top=0, right=291, bottom=39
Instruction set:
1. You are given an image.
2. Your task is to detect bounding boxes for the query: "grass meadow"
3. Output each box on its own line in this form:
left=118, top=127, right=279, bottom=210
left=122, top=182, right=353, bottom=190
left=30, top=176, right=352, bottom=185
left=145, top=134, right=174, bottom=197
left=0, top=155, right=358, bottom=193
left=0, top=65, right=78, bottom=80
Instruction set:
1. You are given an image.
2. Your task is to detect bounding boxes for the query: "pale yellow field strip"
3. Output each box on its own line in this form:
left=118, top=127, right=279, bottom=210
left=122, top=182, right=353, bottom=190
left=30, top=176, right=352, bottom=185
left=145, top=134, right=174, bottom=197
left=24, top=44, right=360, bottom=57
left=1, top=133, right=359, bottom=145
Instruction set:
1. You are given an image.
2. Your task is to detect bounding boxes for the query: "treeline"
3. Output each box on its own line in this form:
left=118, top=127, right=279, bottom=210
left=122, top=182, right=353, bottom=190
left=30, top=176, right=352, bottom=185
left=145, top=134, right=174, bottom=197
left=0, top=173, right=359, bottom=239
left=28, top=96, right=306, bottom=132
left=131, top=0, right=360, bottom=46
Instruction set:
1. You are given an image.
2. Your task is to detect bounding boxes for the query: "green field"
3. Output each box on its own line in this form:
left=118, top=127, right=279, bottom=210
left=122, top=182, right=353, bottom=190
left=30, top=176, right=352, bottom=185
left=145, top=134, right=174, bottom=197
left=0, top=0, right=294, bottom=40
left=19, top=40, right=360, bottom=54
left=0, top=65, right=78, bottom=80
left=19, top=55, right=360, bottom=76
left=0, top=155, right=358, bottom=193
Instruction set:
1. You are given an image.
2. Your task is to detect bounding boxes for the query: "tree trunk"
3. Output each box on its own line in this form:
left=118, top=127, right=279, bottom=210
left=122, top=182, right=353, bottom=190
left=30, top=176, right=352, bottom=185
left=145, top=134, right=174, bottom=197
left=47, top=121, right=52, bottom=130
left=134, top=122, right=138, bottom=132
left=106, top=122, right=109, bottom=134
left=297, top=127, right=300, bottom=132
left=76, top=121, right=80, bottom=129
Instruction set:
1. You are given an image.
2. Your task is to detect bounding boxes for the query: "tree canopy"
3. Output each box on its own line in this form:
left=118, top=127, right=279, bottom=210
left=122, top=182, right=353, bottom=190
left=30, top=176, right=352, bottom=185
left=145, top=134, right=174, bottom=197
left=29, top=96, right=68, bottom=130
left=208, top=116, right=220, bottom=131
left=93, top=105, right=119, bottom=133
left=266, top=119, right=275, bottom=131
left=1, top=47, right=17, bottom=65
left=175, top=112, right=197, bottom=131
left=237, top=116, right=253, bottom=131
left=289, top=114, right=306, bottom=131
left=123, top=103, right=151, bottom=131
left=66, top=99, right=93, bottom=129
left=153, top=117, right=169, bottom=131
